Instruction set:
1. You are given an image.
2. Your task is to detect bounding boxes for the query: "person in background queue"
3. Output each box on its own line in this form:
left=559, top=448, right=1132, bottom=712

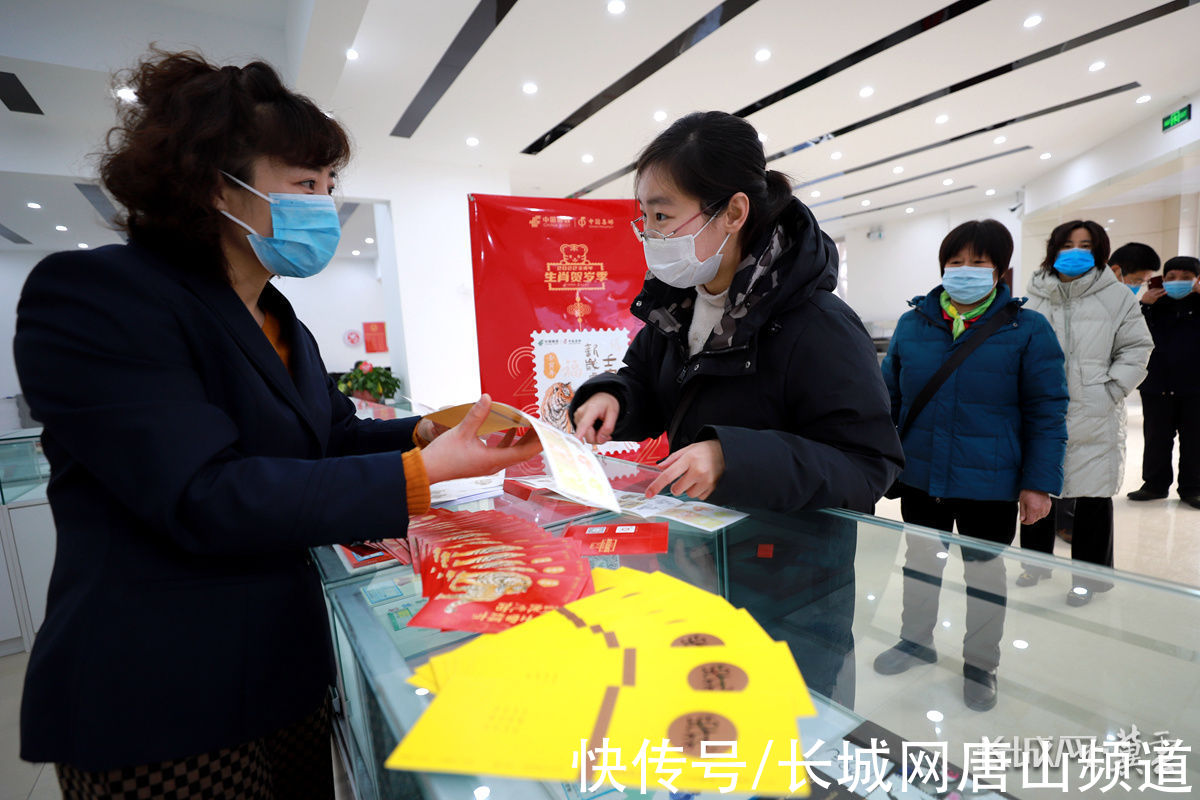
left=1017, top=220, right=1152, bottom=605
left=1127, top=255, right=1200, bottom=508
left=875, top=219, right=1067, bottom=711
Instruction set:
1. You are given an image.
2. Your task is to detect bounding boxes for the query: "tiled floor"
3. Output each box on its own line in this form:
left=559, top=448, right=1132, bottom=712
left=1, top=399, right=1196, bottom=799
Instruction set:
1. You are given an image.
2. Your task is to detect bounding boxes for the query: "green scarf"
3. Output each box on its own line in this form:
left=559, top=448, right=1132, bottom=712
left=940, top=288, right=997, bottom=339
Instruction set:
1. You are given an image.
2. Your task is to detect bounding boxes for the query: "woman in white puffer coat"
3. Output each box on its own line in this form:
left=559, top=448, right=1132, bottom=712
left=1017, top=220, right=1152, bottom=606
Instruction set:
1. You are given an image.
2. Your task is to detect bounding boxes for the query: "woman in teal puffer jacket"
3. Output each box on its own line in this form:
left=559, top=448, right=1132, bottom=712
left=875, top=219, right=1068, bottom=711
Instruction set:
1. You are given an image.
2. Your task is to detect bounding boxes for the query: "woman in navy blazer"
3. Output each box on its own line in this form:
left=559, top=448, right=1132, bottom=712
left=14, top=51, right=538, bottom=798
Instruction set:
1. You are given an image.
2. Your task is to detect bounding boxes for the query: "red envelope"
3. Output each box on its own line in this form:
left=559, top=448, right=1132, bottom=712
left=563, top=522, right=670, bottom=555
left=408, top=570, right=591, bottom=633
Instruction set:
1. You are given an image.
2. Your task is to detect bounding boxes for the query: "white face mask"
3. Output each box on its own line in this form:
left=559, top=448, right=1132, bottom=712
left=641, top=213, right=731, bottom=289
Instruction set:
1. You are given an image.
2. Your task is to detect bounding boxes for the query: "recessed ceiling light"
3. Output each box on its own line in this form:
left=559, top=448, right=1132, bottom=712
left=345, top=48, right=359, bottom=61
left=905, top=207, right=915, bottom=214
left=115, top=86, right=138, bottom=103
left=522, top=81, right=538, bottom=95
left=1089, top=60, right=1106, bottom=72
left=892, top=165, right=904, bottom=174
left=465, top=136, right=480, bottom=147
left=365, top=237, right=375, bottom=244
left=830, top=151, right=843, bottom=160
left=942, top=178, right=954, bottom=186
left=352, top=249, right=361, bottom=256
left=755, top=48, right=771, bottom=63
left=55, top=224, right=67, bottom=231
left=1023, top=14, right=1042, bottom=28
left=607, top=0, right=626, bottom=14
left=1136, top=94, right=1152, bottom=104
left=810, top=190, right=821, bottom=198
left=1107, top=218, right=1115, bottom=224
left=581, top=153, right=594, bottom=163
left=935, top=114, right=949, bottom=124
left=77, top=242, right=88, bottom=249
left=985, top=188, right=996, bottom=196
left=860, top=199, right=871, bottom=207
left=1013, top=639, right=1030, bottom=649
left=993, top=135, right=1007, bottom=144
left=757, top=131, right=768, bottom=142
left=26, top=201, right=41, bottom=209
left=859, top=86, right=874, bottom=98
left=1040, top=152, right=1052, bottom=160
left=653, top=110, right=667, bottom=122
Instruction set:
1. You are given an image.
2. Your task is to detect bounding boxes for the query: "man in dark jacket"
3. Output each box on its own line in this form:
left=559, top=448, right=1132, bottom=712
left=570, top=198, right=903, bottom=514
left=1128, top=255, right=1200, bottom=507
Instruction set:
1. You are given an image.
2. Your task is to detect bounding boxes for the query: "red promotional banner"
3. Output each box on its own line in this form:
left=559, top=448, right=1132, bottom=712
left=468, top=194, right=666, bottom=463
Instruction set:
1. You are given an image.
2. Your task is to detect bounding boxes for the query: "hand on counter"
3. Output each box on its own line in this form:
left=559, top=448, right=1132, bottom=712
left=572, top=392, right=620, bottom=445
left=645, top=440, right=725, bottom=502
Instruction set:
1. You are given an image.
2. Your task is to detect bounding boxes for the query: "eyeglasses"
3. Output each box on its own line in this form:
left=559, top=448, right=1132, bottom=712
left=630, top=201, right=726, bottom=243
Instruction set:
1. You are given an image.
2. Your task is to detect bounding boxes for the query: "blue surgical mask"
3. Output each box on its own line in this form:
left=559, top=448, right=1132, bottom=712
left=1128, top=284, right=1141, bottom=295
left=1164, top=279, right=1197, bottom=299
left=1053, top=248, right=1095, bottom=277
left=219, top=171, right=340, bottom=278
left=941, top=266, right=996, bottom=304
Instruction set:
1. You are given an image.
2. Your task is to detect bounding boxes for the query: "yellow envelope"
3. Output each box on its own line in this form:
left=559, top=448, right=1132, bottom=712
left=599, top=683, right=812, bottom=797
left=385, top=675, right=604, bottom=781
left=422, top=401, right=529, bottom=435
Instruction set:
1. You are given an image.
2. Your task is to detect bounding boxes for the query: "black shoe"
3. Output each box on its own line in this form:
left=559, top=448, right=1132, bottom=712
left=1067, top=586, right=1092, bottom=606
left=873, top=640, right=937, bottom=675
left=1015, top=567, right=1051, bottom=587
left=963, top=664, right=997, bottom=711
left=1181, top=494, right=1200, bottom=510
left=1128, top=487, right=1169, bottom=501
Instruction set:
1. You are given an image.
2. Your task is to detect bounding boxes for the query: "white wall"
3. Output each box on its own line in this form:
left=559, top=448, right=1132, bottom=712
left=841, top=199, right=1025, bottom=328
left=272, top=255, right=390, bottom=375
left=1024, top=88, right=1200, bottom=218
left=342, top=156, right=511, bottom=407
left=0, top=251, right=49, bottom=400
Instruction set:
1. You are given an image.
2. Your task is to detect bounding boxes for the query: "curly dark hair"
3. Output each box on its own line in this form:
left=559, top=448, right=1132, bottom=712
left=99, top=48, right=351, bottom=281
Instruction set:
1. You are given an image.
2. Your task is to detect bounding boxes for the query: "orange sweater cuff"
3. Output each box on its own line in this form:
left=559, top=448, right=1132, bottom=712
left=403, top=448, right=431, bottom=516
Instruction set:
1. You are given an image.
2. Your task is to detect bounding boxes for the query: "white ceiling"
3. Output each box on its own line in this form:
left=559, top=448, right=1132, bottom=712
left=2, top=0, right=1199, bottom=254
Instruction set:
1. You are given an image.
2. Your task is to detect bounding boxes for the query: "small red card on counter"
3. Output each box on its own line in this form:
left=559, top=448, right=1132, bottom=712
left=563, top=521, right=669, bottom=555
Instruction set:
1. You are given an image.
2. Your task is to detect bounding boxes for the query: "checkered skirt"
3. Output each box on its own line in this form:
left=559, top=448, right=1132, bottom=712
left=56, top=699, right=333, bottom=799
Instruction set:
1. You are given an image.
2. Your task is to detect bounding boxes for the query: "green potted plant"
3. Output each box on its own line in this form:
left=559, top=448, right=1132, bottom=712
left=337, top=361, right=403, bottom=403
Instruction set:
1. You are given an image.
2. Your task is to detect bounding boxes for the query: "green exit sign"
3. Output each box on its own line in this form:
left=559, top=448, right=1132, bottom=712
left=1163, top=104, right=1192, bottom=132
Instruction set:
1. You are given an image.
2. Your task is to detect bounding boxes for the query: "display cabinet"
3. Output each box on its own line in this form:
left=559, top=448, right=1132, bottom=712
left=317, top=458, right=1200, bottom=799
left=0, top=427, right=49, bottom=505
left=0, top=428, right=55, bottom=654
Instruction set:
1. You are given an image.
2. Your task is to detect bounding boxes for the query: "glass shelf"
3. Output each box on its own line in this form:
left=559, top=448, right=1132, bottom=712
left=0, top=428, right=49, bottom=505
left=316, top=458, right=1200, bottom=799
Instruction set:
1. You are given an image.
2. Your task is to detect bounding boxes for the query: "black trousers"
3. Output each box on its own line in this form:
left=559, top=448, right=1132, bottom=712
left=1141, top=391, right=1200, bottom=495
left=899, top=488, right=1016, bottom=672
left=1019, top=496, right=1113, bottom=589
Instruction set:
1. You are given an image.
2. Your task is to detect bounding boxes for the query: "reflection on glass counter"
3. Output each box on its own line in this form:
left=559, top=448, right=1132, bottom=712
left=0, top=428, right=50, bottom=505
left=316, top=456, right=1200, bottom=800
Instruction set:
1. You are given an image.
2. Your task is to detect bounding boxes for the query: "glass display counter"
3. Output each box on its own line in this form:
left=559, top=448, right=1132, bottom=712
left=316, top=457, right=1200, bottom=799
left=0, top=428, right=49, bottom=505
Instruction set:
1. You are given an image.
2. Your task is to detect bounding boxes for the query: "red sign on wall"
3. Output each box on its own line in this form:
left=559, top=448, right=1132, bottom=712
left=468, top=194, right=666, bottom=463
left=363, top=321, right=388, bottom=353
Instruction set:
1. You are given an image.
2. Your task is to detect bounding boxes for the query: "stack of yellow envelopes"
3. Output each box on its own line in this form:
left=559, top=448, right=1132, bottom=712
left=387, top=567, right=817, bottom=797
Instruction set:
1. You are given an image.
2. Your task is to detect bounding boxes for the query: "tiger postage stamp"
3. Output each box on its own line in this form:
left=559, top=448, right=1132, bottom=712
left=531, top=328, right=636, bottom=454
